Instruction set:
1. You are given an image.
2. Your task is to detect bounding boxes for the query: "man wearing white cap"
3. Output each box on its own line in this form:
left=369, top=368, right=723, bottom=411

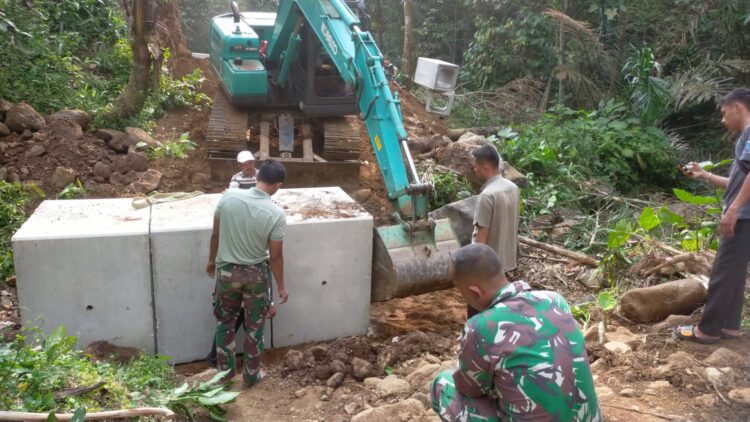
left=229, top=151, right=257, bottom=189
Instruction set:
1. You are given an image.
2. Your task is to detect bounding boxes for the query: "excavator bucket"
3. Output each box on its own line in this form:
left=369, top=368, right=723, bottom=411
left=371, top=218, right=461, bottom=301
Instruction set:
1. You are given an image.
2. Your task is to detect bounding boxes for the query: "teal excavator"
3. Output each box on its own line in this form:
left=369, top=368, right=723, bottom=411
left=208, top=0, right=460, bottom=301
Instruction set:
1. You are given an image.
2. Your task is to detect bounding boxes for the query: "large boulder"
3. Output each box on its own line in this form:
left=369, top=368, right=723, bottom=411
left=52, top=167, right=76, bottom=188
left=96, top=129, right=134, bottom=153
left=46, top=118, right=83, bottom=140
left=125, top=151, right=149, bottom=172
left=435, top=132, right=488, bottom=186
left=0, top=98, right=13, bottom=121
left=5, top=102, right=46, bottom=133
left=407, top=135, right=452, bottom=154
left=47, top=109, right=91, bottom=130
left=0, top=122, right=9, bottom=137
left=125, top=126, right=158, bottom=147
left=429, top=195, right=478, bottom=246
left=619, top=279, right=707, bottom=323
left=127, top=169, right=163, bottom=194
left=351, top=398, right=424, bottom=422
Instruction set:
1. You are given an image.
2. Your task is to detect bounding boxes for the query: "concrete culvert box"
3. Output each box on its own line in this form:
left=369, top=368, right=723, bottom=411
left=12, top=199, right=154, bottom=351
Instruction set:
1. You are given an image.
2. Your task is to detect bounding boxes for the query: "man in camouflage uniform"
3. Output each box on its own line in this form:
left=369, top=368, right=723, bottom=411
left=206, top=160, right=289, bottom=387
left=431, top=244, right=601, bottom=421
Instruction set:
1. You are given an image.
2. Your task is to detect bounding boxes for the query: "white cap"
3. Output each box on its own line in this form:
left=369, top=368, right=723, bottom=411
left=237, top=150, right=255, bottom=163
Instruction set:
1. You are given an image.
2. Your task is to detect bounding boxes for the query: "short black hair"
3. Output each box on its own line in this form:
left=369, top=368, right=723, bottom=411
left=257, top=159, right=286, bottom=184
left=471, top=144, right=500, bottom=169
left=452, top=244, right=503, bottom=285
left=721, top=88, right=750, bottom=110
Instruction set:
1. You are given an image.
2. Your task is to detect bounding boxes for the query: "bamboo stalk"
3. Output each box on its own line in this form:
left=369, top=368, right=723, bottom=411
left=0, top=407, right=176, bottom=421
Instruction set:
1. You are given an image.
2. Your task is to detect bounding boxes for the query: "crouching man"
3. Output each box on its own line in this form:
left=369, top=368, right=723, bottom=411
left=431, top=244, right=601, bottom=421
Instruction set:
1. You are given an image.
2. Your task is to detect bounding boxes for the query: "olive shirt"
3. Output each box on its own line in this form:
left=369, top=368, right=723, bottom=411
left=472, top=175, right=520, bottom=271
left=214, top=188, right=286, bottom=269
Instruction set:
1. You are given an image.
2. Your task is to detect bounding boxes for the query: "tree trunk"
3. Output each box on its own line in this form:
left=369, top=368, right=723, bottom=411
left=154, top=0, right=193, bottom=77
left=373, top=0, right=384, bottom=48
left=402, top=0, right=413, bottom=85
left=107, top=0, right=150, bottom=121
left=557, top=0, right=568, bottom=103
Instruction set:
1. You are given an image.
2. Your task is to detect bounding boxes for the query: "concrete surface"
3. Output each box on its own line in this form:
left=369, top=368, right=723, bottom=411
left=13, top=188, right=373, bottom=363
left=272, top=188, right=373, bottom=347
left=149, top=194, right=271, bottom=363
left=12, top=199, right=154, bottom=351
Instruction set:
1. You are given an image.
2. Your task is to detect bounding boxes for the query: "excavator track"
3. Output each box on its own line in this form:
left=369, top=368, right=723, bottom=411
left=207, top=89, right=248, bottom=152
left=323, top=117, right=361, bottom=161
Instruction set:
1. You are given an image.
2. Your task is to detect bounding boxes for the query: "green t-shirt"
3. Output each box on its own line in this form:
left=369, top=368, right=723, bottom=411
left=214, top=188, right=286, bottom=268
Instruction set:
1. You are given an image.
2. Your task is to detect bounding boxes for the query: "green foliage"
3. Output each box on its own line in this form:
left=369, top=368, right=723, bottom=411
left=496, top=101, right=679, bottom=200
left=158, top=69, right=213, bottom=112
left=0, top=181, right=37, bottom=280
left=57, top=180, right=86, bottom=200
left=622, top=46, right=672, bottom=124
left=0, top=326, right=237, bottom=420
left=0, top=0, right=130, bottom=114
left=142, top=132, right=198, bottom=159
left=425, top=168, right=473, bottom=210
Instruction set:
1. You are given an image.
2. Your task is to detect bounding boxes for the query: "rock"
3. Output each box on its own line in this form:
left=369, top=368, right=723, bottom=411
left=352, top=357, right=373, bottom=381
left=364, top=377, right=382, bottom=388
left=410, top=391, right=431, bottom=409
left=327, top=372, right=345, bottom=389
left=96, top=129, right=133, bottom=153
left=603, top=341, right=631, bottom=354
left=19, top=167, right=29, bottom=177
left=5, top=103, right=45, bottom=133
left=595, top=386, right=614, bottom=398
left=109, top=171, right=132, bottom=186
left=377, top=375, right=412, bottom=398
left=125, top=151, right=149, bottom=172
left=47, top=109, right=91, bottom=129
left=648, top=380, right=671, bottom=389
left=704, top=367, right=734, bottom=387
left=407, top=135, right=451, bottom=154
left=583, top=325, right=599, bottom=343
left=604, top=326, right=640, bottom=348
left=351, top=398, right=424, bottom=422
left=307, top=345, right=331, bottom=362
left=93, top=162, right=113, bottom=179
left=314, top=364, right=333, bottom=380
left=728, top=388, right=750, bottom=405
left=695, top=393, right=718, bottom=408
left=344, top=402, right=360, bottom=415
left=620, top=279, right=707, bottom=323
left=619, top=388, right=638, bottom=397
left=46, top=118, right=82, bottom=140
left=24, top=144, right=46, bottom=157
left=650, top=314, right=693, bottom=333
left=0, top=98, right=12, bottom=117
left=294, top=387, right=307, bottom=398
left=703, top=347, right=745, bottom=367
left=52, top=167, right=76, bottom=188
left=377, top=348, right=398, bottom=374
left=404, top=363, right=440, bottom=392
left=353, top=188, right=372, bottom=203
left=329, top=359, right=347, bottom=374
left=32, top=131, right=47, bottom=142
left=320, top=394, right=329, bottom=401
left=423, top=353, right=441, bottom=365
left=665, top=351, right=694, bottom=369
left=125, top=126, right=157, bottom=147
left=435, top=133, right=489, bottom=186
left=0, top=123, right=9, bottom=137
left=21, top=129, right=32, bottom=139
left=127, top=169, right=162, bottom=194
left=350, top=337, right=373, bottom=359
left=7, top=172, right=19, bottom=183
left=429, top=195, right=478, bottom=246
left=191, top=172, right=210, bottom=185
left=589, top=358, right=609, bottom=372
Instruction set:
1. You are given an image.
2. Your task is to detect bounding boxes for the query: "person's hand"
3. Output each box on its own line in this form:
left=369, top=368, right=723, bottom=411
left=680, top=162, right=709, bottom=180
left=206, top=261, right=216, bottom=278
left=268, top=306, right=277, bottom=319
left=719, top=207, right=739, bottom=237
left=278, top=288, right=289, bottom=304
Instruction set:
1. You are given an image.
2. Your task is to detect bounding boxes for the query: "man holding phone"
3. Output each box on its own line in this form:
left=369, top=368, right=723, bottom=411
left=673, top=88, right=750, bottom=344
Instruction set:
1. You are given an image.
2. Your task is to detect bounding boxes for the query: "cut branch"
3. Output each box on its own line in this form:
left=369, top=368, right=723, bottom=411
left=53, top=381, right=105, bottom=400
left=0, top=408, right=176, bottom=421
left=520, top=236, right=598, bottom=267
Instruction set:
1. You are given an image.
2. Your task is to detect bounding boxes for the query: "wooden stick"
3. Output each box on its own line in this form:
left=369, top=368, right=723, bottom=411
left=644, top=254, right=699, bottom=276
left=600, top=402, right=683, bottom=421
left=54, top=381, right=105, bottom=400
left=0, top=408, right=176, bottom=421
left=519, top=236, right=598, bottom=267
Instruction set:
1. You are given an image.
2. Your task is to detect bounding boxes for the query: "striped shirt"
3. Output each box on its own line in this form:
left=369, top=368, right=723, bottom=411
left=229, top=171, right=257, bottom=189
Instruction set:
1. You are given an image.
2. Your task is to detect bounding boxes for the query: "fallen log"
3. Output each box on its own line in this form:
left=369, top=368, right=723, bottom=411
left=0, top=408, right=176, bottom=421
left=644, top=253, right=711, bottom=277
left=447, top=127, right=503, bottom=141
left=519, top=236, right=598, bottom=267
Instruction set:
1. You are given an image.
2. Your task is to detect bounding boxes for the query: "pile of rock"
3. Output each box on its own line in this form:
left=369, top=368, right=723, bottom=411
left=0, top=99, right=163, bottom=195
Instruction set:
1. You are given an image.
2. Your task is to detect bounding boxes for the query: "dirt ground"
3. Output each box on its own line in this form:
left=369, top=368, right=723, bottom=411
left=2, top=56, right=749, bottom=421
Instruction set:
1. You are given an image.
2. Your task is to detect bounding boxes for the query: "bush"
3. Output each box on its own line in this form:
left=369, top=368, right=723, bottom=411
left=0, top=181, right=36, bottom=280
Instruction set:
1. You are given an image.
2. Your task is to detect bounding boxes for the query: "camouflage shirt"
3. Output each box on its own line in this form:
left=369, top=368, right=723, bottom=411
left=455, top=281, right=601, bottom=421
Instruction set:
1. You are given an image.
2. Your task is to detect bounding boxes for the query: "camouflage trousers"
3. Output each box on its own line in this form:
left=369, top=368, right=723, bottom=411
left=214, top=262, right=271, bottom=387
left=431, top=370, right=501, bottom=422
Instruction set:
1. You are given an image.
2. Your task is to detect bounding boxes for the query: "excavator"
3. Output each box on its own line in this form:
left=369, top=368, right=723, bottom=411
left=208, top=0, right=460, bottom=301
